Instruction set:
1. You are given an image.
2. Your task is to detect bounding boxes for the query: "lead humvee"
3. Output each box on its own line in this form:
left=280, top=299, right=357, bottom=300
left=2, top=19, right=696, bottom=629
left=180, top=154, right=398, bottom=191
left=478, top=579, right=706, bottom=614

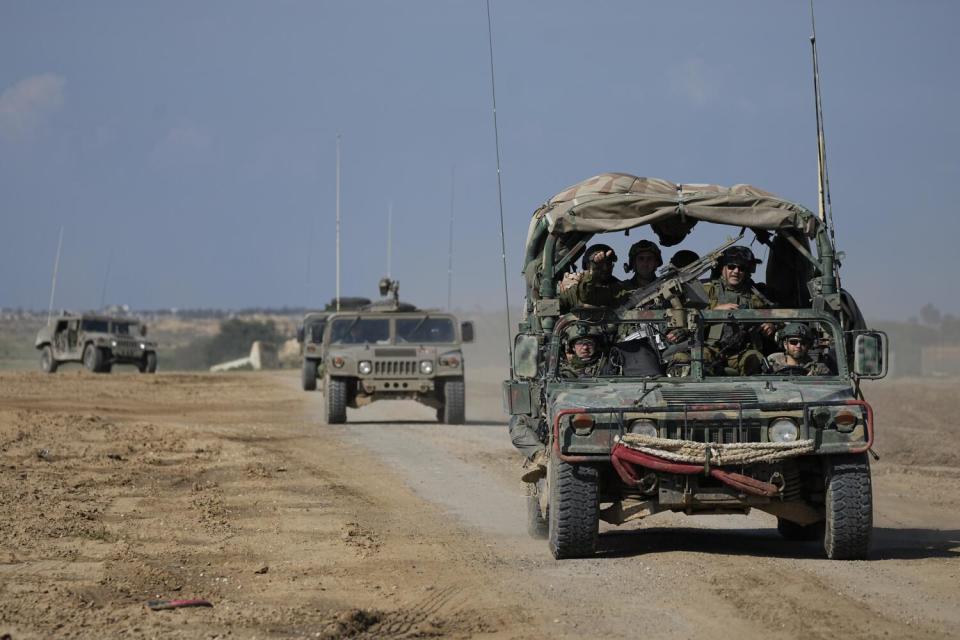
left=503, top=174, right=887, bottom=560
left=318, top=279, right=474, bottom=424
left=35, top=312, right=159, bottom=373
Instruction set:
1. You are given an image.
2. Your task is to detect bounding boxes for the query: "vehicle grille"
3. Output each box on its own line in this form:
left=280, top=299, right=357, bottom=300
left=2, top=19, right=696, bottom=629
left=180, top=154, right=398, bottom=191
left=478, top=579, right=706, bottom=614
left=374, top=360, right=418, bottom=377
left=664, top=422, right=764, bottom=444
left=660, top=388, right=758, bottom=406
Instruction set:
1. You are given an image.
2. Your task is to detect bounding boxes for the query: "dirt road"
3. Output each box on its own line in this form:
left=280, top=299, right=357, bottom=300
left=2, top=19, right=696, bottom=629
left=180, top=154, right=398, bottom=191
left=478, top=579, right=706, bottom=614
left=2, top=369, right=958, bottom=639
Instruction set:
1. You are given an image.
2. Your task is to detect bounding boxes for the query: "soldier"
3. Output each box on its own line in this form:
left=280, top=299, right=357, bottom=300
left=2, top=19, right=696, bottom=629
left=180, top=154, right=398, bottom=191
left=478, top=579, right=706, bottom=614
left=558, top=244, right=622, bottom=310
left=767, top=322, right=832, bottom=375
left=559, top=332, right=608, bottom=379
left=702, top=245, right=776, bottom=375
left=622, top=239, right=662, bottom=290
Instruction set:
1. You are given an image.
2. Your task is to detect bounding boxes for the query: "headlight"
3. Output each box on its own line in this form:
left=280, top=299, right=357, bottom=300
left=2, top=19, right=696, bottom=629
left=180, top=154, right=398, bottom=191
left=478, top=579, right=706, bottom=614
left=332, top=356, right=345, bottom=368
left=768, top=418, right=799, bottom=443
left=629, top=419, right=658, bottom=438
left=111, top=340, right=118, bottom=347
left=139, top=343, right=146, bottom=350
left=358, top=360, right=372, bottom=375
left=438, top=351, right=461, bottom=367
left=419, top=360, right=434, bottom=374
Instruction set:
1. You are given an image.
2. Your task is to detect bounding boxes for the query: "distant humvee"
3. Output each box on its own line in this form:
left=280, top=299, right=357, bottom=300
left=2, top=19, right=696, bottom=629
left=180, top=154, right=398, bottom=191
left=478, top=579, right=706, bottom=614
left=35, top=313, right=158, bottom=374
left=313, top=279, right=474, bottom=424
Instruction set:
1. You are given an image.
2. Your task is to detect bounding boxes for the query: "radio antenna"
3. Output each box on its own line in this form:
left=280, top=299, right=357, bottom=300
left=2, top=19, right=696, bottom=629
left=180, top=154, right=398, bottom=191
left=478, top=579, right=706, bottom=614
left=99, top=249, right=113, bottom=309
left=335, top=133, right=342, bottom=312
left=46, top=226, right=64, bottom=324
left=447, top=165, right=455, bottom=310
left=486, top=0, right=514, bottom=375
left=387, top=201, right=393, bottom=279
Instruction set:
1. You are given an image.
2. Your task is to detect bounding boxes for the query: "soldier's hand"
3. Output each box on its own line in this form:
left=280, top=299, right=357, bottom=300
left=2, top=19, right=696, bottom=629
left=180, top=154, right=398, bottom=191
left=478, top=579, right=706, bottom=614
left=760, top=322, right=775, bottom=337
left=591, top=249, right=614, bottom=264
left=714, top=302, right=739, bottom=311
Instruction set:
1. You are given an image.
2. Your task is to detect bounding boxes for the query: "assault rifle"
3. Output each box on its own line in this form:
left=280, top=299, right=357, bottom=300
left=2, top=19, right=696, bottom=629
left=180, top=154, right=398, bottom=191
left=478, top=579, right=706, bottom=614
left=615, top=231, right=745, bottom=314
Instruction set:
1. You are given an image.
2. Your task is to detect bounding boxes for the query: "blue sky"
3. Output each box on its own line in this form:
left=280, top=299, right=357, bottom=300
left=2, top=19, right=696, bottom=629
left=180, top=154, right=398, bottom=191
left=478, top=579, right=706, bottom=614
left=2, top=1, right=957, bottom=320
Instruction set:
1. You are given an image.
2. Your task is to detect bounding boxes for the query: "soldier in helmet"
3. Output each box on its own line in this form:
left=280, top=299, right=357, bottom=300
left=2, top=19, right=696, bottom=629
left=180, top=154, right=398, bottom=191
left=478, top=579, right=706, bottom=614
left=558, top=243, right=623, bottom=310
left=559, top=324, right=609, bottom=379
left=701, top=245, right=776, bottom=375
left=623, top=239, right=663, bottom=290
left=767, top=322, right=832, bottom=375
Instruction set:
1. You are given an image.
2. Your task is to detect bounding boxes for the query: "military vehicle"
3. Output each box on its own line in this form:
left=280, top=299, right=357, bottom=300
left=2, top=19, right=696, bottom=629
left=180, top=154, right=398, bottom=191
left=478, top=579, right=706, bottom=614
left=35, top=312, right=159, bottom=374
left=503, top=174, right=886, bottom=560
left=319, top=278, right=474, bottom=424
left=297, top=297, right=372, bottom=391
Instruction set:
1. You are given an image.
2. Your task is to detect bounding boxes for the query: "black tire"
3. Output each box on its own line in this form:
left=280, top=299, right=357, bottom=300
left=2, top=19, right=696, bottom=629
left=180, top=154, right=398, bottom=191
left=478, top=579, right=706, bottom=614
left=435, top=406, right=444, bottom=423
left=777, top=517, right=823, bottom=542
left=324, top=376, right=348, bottom=424
left=145, top=352, right=158, bottom=374
left=547, top=456, right=599, bottom=559
left=527, top=478, right=548, bottom=539
left=83, top=344, right=103, bottom=373
left=40, top=345, right=58, bottom=374
left=823, top=453, right=872, bottom=560
left=101, top=362, right=113, bottom=374
left=301, top=359, right=318, bottom=391
left=441, top=378, right=465, bottom=425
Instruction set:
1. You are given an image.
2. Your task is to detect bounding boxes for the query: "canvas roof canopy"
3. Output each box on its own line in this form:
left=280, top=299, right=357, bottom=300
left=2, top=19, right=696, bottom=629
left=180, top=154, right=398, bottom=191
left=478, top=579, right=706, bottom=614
left=527, top=173, right=818, bottom=250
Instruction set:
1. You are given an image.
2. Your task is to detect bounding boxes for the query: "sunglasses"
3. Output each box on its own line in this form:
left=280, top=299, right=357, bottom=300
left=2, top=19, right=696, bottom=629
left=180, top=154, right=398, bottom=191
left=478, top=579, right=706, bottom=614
left=785, top=338, right=806, bottom=347
left=723, top=263, right=746, bottom=272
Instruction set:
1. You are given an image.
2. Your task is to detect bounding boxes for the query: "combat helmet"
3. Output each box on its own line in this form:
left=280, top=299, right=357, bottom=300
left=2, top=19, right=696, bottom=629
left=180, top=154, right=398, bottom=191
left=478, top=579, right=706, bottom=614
left=562, top=321, right=607, bottom=352
left=718, top=245, right=762, bottom=274
left=624, top=239, right=663, bottom=272
left=581, top=244, right=618, bottom=270
left=777, top=322, right=813, bottom=344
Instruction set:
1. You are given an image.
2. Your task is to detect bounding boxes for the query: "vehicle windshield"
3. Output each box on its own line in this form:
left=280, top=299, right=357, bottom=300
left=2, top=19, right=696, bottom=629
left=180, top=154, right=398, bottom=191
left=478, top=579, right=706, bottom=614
left=81, top=319, right=109, bottom=332
left=306, top=320, right=326, bottom=343
left=553, top=317, right=841, bottom=380
left=112, top=321, right=139, bottom=335
left=396, top=318, right=455, bottom=343
left=329, top=317, right=390, bottom=344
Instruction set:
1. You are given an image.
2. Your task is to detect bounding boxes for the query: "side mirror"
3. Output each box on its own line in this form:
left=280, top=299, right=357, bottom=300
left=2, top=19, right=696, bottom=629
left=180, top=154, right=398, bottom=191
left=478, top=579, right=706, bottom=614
left=460, top=321, right=475, bottom=343
left=296, top=325, right=305, bottom=343
left=852, top=331, right=888, bottom=379
left=513, top=334, right=539, bottom=379
left=140, top=324, right=148, bottom=337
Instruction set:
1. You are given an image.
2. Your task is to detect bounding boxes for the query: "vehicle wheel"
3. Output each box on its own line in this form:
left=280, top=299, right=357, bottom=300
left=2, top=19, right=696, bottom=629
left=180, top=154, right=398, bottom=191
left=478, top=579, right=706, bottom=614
left=145, top=352, right=158, bottom=373
left=823, top=453, right=872, bottom=560
left=547, top=456, right=599, bottom=559
left=435, top=406, right=444, bottom=423
left=301, top=359, right=318, bottom=391
left=101, top=363, right=113, bottom=374
left=40, top=345, right=58, bottom=373
left=324, top=377, right=348, bottom=424
left=527, top=478, right=548, bottom=539
left=441, top=378, right=465, bottom=424
left=83, top=344, right=103, bottom=373
left=777, top=517, right=823, bottom=541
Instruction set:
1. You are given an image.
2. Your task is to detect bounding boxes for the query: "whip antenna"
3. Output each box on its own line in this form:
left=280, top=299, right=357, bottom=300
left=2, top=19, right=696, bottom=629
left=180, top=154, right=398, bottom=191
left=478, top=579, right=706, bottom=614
left=486, top=0, right=514, bottom=374
left=99, top=249, right=113, bottom=309
left=447, top=165, right=455, bottom=311
left=387, top=201, right=393, bottom=278
left=47, top=226, right=64, bottom=324
left=809, top=2, right=842, bottom=296
left=335, top=134, right=342, bottom=312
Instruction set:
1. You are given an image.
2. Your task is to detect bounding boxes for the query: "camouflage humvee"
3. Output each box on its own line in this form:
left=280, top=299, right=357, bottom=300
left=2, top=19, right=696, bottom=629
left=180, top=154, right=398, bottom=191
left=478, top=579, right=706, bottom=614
left=35, top=312, right=159, bottom=374
left=504, top=174, right=887, bottom=560
left=319, top=279, right=474, bottom=424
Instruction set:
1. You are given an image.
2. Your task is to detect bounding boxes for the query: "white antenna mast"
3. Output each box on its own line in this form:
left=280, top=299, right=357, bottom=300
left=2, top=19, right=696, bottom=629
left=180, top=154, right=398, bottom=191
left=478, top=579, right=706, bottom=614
left=387, top=201, right=393, bottom=278
left=447, top=165, right=455, bottom=310
left=335, top=134, right=342, bottom=312
left=47, top=226, right=64, bottom=324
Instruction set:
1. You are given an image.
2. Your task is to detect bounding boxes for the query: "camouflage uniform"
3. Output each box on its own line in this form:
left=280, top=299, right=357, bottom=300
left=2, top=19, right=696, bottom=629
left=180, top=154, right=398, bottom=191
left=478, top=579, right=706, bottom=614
left=700, top=278, right=773, bottom=376
left=559, top=352, right=608, bottom=379
left=766, top=352, right=832, bottom=376
left=558, top=243, right=623, bottom=310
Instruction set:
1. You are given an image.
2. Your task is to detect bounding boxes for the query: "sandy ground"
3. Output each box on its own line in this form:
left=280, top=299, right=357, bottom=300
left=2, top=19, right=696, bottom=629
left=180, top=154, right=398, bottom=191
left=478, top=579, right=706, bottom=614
left=1, top=367, right=959, bottom=639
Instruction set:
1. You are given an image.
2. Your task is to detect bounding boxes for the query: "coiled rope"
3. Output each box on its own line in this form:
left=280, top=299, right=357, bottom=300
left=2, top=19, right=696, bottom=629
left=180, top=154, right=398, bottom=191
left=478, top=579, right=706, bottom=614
left=618, top=433, right=815, bottom=466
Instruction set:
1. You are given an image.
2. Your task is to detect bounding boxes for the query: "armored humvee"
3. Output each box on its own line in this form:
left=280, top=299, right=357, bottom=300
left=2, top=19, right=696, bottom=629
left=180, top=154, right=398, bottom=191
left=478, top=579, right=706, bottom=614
left=35, top=312, right=159, bottom=374
left=503, top=174, right=887, bottom=560
left=318, top=279, right=474, bottom=424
